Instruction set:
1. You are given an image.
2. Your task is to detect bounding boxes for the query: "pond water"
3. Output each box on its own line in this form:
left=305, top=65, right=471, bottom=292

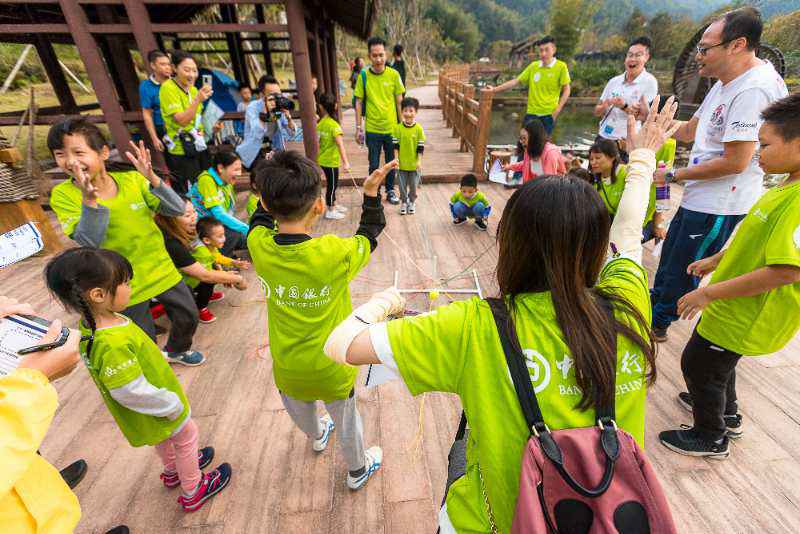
left=489, top=104, right=599, bottom=151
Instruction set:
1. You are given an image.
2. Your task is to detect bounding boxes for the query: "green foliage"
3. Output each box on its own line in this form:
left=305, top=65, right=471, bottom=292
left=487, top=40, right=514, bottom=61
left=426, top=0, right=482, bottom=60
left=450, top=0, right=530, bottom=48
left=569, top=60, right=620, bottom=95
left=647, top=11, right=692, bottom=58
left=622, top=8, right=647, bottom=42
left=548, top=0, right=599, bottom=59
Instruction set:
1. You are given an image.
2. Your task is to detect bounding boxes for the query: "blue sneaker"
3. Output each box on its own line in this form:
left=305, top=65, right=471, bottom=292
left=313, top=414, right=335, bottom=452
left=167, top=350, right=206, bottom=366
left=347, top=446, right=382, bottom=490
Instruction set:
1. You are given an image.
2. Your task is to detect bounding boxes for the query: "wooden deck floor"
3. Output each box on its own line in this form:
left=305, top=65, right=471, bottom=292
left=3, top=181, right=799, bottom=533
left=286, top=83, right=475, bottom=183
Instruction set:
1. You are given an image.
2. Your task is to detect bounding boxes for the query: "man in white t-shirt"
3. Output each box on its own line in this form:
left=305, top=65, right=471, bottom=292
left=595, top=36, right=659, bottom=142
left=650, top=7, right=788, bottom=342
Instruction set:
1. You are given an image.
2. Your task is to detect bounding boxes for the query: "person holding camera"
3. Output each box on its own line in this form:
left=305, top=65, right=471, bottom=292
left=236, top=75, right=299, bottom=171
left=160, top=51, right=213, bottom=196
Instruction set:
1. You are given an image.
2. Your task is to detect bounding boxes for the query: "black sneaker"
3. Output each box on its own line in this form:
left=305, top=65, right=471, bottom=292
left=453, top=217, right=467, bottom=225
left=652, top=326, right=668, bottom=343
left=386, top=191, right=401, bottom=205
left=474, top=219, right=488, bottom=231
left=659, top=428, right=730, bottom=459
left=677, top=392, right=744, bottom=439
left=60, top=459, right=88, bottom=490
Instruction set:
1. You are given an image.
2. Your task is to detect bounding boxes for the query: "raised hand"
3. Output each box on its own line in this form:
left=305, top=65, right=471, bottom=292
left=69, top=159, right=98, bottom=204
left=625, top=95, right=680, bottom=153
left=363, top=159, right=399, bottom=197
left=197, top=84, right=213, bottom=103
left=125, top=140, right=160, bottom=187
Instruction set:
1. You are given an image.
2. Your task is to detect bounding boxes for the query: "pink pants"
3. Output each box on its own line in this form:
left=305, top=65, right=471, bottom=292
left=154, top=418, right=201, bottom=493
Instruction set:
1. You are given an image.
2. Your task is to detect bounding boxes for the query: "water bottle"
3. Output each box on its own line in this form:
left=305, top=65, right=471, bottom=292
left=655, top=161, right=670, bottom=212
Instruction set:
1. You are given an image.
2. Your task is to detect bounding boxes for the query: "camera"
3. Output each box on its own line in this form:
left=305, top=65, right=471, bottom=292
left=271, top=93, right=295, bottom=113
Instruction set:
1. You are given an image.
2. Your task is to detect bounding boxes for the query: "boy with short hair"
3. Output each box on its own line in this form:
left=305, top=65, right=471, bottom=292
left=247, top=150, right=398, bottom=489
left=659, top=93, right=800, bottom=459
left=392, top=97, right=425, bottom=215
left=450, top=173, right=491, bottom=230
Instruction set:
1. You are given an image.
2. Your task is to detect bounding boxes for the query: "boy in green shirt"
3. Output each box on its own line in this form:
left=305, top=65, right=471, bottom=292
left=247, top=150, right=398, bottom=490
left=317, top=93, right=351, bottom=220
left=660, top=94, right=800, bottom=459
left=450, top=173, right=491, bottom=230
left=392, top=97, right=426, bottom=215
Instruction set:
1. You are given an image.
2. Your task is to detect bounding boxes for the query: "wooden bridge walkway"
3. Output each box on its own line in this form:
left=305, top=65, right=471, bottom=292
left=3, top=180, right=800, bottom=533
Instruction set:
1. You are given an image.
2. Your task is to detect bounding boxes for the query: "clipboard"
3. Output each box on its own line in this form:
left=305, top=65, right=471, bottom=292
left=0, top=314, right=49, bottom=377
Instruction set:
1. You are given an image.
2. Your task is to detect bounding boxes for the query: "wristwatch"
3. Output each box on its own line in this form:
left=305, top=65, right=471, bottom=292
left=665, top=170, right=676, bottom=183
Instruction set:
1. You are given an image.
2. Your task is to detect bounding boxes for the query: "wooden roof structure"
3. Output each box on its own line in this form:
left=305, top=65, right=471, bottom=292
left=0, top=0, right=378, bottom=162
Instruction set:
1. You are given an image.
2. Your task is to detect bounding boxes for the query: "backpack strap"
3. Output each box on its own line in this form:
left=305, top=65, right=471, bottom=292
left=486, top=296, right=621, bottom=498
left=455, top=411, right=468, bottom=441
left=360, top=70, right=368, bottom=117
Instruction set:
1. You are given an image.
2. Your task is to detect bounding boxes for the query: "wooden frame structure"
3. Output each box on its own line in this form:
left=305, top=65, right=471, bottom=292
left=0, top=0, right=377, bottom=161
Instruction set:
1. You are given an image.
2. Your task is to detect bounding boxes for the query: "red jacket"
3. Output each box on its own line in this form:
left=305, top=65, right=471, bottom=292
left=507, top=142, right=567, bottom=182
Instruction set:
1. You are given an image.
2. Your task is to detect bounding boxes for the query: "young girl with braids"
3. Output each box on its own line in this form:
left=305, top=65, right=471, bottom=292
left=44, top=247, right=232, bottom=512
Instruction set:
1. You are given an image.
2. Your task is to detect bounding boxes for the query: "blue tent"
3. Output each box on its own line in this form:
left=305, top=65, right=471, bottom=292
left=197, top=68, right=241, bottom=112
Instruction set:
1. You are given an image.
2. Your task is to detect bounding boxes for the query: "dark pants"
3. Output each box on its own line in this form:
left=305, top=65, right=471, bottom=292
left=123, top=281, right=198, bottom=353
left=365, top=132, right=396, bottom=194
left=651, top=207, right=744, bottom=330
left=523, top=113, right=554, bottom=135
left=193, top=282, right=215, bottom=310
left=681, top=329, right=741, bottom=440
left=164, top=149, right=211, bottom=196
left=221, top=225, right=246, bottom=257
left=322, top=166, right=339, bottom=206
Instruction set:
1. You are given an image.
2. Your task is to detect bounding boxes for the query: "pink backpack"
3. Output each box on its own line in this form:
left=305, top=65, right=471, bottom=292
left=486, top=298, right=677, bottom=534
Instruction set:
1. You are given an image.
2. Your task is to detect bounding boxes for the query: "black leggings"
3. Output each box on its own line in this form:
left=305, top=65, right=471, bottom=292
left=193, top=282, right=215, bottom=310
left=322, top=166, right=339, bottom=207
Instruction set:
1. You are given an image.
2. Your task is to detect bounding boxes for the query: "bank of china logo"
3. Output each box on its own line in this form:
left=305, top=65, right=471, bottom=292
left=794, top=224, right=800, bottom=249
left=508, top=349, right=551, bottom=393
left=533, top=72, right=541, bottom=83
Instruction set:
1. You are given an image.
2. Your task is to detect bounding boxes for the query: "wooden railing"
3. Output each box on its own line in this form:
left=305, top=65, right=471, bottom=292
left=438, top=65, right=494, bottom=177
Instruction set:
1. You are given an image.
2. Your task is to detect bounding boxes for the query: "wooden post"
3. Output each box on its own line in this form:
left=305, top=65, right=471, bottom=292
left=255, top=4, right=275, bottom=77
left=34, top=39, right=79, bottom=113
left=59, top=0, right=131, bottom=153
left=326, top=26, right=340, bottom=120
left=312, top=23, right=324, bottom=95
left=285, top=0, right=318, bottom=160
left=220, top=4, right=248, bottom=86
left=122, top=0, right=159, bottom=61
left=473, top=88, right=493, bottom=178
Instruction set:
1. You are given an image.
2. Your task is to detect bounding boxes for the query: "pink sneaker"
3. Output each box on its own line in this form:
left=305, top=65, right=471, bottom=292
left=177, top=463, right=232, bottom=512
left=160, top=447, right=215, bottom=488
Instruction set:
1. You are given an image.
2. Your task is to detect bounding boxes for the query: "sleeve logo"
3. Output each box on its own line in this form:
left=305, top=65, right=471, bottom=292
left=793, top=224, right=800, bottom=249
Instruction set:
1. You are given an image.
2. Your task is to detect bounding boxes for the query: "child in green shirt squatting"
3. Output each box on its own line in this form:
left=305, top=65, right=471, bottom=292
left=247, top=151, right=398, bottom=490
left=324, top=99, right=681, bottom=532
left=45, top=248, right=232, bottom=512
left=392, top=96, right=426, bottom=215
left=189, top=151, right=249, bottom=257
left=450, top=173, right=491, bottom=230
left=659, top=93, right=800, bottom=459
left=48, top=118, right=205, bottom=367
left=317, top=93, right=351, bottom=220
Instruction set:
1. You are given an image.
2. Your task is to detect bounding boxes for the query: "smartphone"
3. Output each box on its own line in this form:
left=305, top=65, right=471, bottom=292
left=14, top=315, right=73, bottom=355
left=202, top=74, right=213, bottom=87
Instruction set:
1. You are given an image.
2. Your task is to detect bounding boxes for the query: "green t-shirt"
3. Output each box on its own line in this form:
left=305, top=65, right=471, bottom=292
left=196, top=170, right=234, bottom=212
left=317, top=115, right=344, bottom=168
left=160, top=79, right=204, bottom=156
left=516, top=59, right=571, bottom=116
left=450, top=190, right=490, bottom=209
left=246, top=192, right=260, bottom=218
left=392, top=122, right=426, bottom=172
left=353, top=67, right=405, bottom=134
left=79, top=316, right=190, bottom=447
left=386, top=258, right=651, bottom=532
left=698, top=179, right=800, bottom=355
left=50, top=170, right=182, bottom=306
left=594, top=165, right=656, bottom=225
left=247, top=227, right=371, bottom=401
left=181, top=242, right=214, bottom=289
left=655, top=138, right=677, bottom=169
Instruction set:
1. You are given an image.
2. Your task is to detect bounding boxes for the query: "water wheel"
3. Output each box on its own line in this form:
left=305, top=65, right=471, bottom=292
left=673, top=24, right=786, bottom=109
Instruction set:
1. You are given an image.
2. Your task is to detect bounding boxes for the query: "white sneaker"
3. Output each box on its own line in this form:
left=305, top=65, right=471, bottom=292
left=408, top=202, right=416, bottom=214
left=324, top=209, right=345, bottom=220
left=312, top=414, right=335, bottom=452
left=399, top=203, right=407, bottom=215
left=334, top=205, right=348, bottom=213
left=347, top=446, right=382, bottom=490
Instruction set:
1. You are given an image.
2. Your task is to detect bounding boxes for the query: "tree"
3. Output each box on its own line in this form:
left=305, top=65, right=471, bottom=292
left=548, top=0, right=599, bottom=59
left=487, top=40, right=513, bottom=62
left=425, top=0, right=481, bottom=61
left=623, top=7, right=647, bottom=43
left=647, top=11, right=690, bottom=58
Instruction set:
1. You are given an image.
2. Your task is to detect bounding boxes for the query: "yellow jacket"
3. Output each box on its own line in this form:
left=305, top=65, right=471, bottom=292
left=0, top=368, right=81, bottom=533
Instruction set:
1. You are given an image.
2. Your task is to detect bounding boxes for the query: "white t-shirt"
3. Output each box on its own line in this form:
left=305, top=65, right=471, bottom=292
left=598, top=70, right=658, bottom=141
left=682, top=61, right=788, bottom=215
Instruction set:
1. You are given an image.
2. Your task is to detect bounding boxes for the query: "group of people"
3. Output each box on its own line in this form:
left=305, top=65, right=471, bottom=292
left=4, top=6, right=800, bottom=534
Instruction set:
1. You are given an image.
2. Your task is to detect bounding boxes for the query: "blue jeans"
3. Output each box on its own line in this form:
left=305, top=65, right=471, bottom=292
left=523, top=114, right=554, bottom=135
left=651, top=207, right=745, bottom=330
left=365, top=132, right=396, bottom=193
left=451, top=201, right=489, bottom=221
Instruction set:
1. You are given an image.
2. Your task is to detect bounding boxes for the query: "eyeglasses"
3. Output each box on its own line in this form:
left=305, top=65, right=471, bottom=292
left=696, top=38, right=735, bottom=56
left=626, top=52, right=646, bottom=59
